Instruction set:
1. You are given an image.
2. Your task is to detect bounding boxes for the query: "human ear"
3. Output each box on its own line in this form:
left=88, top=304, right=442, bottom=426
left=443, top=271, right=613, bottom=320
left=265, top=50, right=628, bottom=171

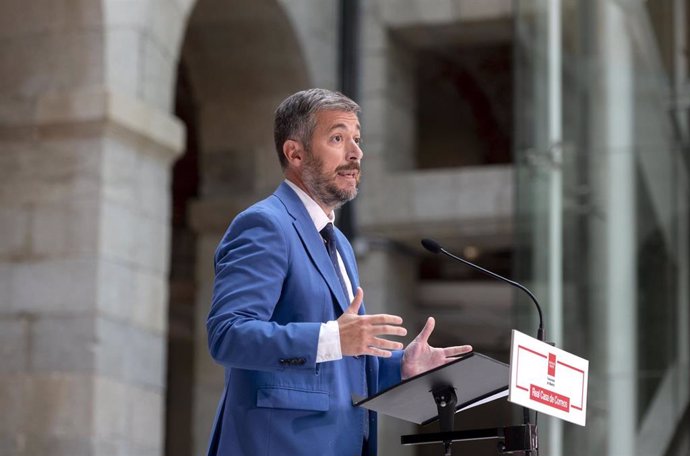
left=283, top=140, right=304, bottom=167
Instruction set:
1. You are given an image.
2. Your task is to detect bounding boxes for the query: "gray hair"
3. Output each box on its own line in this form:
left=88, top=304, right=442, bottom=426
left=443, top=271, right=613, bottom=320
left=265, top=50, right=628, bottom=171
left=274, top=88, right=360, bottom=169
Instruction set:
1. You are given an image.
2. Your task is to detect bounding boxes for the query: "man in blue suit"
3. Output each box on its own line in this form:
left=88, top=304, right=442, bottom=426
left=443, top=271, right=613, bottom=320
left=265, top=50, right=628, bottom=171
left=206, top=88, right=472, bottom=455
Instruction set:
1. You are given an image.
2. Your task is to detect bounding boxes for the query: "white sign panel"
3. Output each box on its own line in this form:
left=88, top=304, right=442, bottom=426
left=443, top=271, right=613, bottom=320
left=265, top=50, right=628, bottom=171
left=508, top=330, right=589, bottom=426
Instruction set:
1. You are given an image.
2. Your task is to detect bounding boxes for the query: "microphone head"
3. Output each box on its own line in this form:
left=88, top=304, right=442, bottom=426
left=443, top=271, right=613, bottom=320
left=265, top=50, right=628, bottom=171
left=421, top=238, right=442, bottom=254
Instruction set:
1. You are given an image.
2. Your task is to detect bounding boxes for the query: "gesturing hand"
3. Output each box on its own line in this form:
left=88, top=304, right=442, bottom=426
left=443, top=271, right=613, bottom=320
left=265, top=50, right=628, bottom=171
left=337, top=287, right=408, bottom=357
left=401, top=317, right=473, bottom=379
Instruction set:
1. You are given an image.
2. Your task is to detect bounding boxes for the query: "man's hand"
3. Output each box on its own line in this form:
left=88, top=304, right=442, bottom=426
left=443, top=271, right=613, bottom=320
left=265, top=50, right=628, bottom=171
left=401, top=317, right=472, bottom=379
left=338, top=288, right=407, bottom=357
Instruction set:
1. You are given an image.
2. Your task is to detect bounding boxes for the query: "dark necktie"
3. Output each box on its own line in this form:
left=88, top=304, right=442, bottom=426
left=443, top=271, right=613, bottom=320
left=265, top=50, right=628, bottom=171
left=319, top=223, right=350, bottom=301
left=321, top=223, right=369, bottom=446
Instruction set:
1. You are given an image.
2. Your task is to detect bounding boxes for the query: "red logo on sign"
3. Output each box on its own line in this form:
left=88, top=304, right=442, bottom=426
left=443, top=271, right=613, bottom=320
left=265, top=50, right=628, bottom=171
left=548, top=353, right=556, bottom=377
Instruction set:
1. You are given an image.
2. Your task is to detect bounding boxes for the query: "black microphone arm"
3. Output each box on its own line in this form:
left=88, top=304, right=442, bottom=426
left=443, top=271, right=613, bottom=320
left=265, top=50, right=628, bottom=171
left=421, top=238, right=545, bottom=342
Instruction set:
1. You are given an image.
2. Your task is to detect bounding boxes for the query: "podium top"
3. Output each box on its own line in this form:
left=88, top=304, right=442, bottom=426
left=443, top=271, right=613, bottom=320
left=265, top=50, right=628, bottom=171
left=353, top=352, right=509, bottom=425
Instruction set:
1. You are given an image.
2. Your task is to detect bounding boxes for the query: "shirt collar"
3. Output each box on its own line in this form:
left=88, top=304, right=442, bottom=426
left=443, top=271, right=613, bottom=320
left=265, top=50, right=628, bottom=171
left=284, top=179, right=334, bottom=232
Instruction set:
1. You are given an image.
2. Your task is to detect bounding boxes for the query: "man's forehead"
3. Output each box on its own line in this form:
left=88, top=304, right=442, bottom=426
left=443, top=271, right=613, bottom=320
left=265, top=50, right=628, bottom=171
left=316, top=110, right=360, bottom=131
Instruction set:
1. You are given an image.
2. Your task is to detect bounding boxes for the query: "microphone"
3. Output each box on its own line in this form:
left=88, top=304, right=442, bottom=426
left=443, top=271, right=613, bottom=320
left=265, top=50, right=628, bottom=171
left=421, top=238, right=545, bottom=342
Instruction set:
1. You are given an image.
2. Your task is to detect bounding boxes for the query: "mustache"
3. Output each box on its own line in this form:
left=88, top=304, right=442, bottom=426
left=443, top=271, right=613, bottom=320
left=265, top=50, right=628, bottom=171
left=335, top=163, right=361, bottom=173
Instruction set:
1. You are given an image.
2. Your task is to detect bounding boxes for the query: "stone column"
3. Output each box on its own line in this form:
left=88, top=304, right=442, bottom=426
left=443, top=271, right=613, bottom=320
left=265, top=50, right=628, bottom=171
left=189, top=199, right=253, bottom=456
left=0, top=87, right=183, bottom=456
left=0, top=0, right=193, bottom=453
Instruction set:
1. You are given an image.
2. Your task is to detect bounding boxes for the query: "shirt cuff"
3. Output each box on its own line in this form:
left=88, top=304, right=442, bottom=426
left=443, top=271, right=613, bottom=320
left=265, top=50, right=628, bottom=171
left=316, top=320, right=342, bottom=363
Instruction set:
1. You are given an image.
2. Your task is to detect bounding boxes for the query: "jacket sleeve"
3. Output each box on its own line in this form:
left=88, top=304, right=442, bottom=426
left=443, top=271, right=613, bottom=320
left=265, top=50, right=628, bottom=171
left=206, top=208, right=321, bottom=372
left=376, top=350, right=403, bottom=392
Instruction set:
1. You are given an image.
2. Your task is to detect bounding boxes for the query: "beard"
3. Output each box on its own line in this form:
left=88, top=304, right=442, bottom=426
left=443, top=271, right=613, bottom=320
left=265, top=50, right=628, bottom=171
left=301, top=151, right=360, bottom=210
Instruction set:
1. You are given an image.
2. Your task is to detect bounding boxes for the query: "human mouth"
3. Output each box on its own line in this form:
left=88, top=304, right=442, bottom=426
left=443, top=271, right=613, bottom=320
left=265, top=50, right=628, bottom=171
left=337, top=170, right=358, bottom=179
left=335, top=164, right=360, bottom=180
left=336, top=169, right=360, bottom=185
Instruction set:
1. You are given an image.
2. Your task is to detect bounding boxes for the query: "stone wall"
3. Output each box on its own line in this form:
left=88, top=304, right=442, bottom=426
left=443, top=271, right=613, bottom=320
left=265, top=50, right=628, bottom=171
left=0, top=1, right=188, bottom=454
left=0, top=1, right=517, bottom=455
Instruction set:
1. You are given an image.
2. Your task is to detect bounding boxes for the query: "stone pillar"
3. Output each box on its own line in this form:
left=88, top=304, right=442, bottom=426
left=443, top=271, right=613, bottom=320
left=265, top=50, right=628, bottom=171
left=188, top=200, right=238, bottom=456
left=0, top=88, right=183, bottom=455
left=190, top=229, right=224, bottom=456
left=0, top=0, right=193, bottom=453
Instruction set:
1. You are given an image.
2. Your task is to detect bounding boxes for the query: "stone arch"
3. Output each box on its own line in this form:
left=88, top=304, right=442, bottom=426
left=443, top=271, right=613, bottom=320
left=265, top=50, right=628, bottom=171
left=181, top=0, right=311, bottom=200
left=165, top=1, right=326, bottom=455
left=102, top=0, right=196, bottom=112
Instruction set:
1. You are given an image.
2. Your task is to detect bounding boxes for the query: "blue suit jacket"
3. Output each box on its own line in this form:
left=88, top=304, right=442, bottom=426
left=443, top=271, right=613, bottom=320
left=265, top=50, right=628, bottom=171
left=206, top=182, right=402, bottom=456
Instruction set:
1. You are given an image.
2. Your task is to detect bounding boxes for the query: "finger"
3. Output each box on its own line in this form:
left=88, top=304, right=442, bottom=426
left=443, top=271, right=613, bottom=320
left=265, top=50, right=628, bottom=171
left=369, top=325, right=407, bottom=337
left=443, top=345, right=473, bottom=357
left=414, top=317, right=435, bottom=344
left=346, top=287, right=363, bottom=314
left=366, top=347, right=394, bottom=358
left=362, top=314, right=403, bottom=325
left=370, top=338, right=404, bottom=351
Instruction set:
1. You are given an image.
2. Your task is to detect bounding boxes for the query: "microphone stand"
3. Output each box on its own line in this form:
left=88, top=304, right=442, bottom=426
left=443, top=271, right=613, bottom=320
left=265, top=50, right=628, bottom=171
left=420, top=239, right=546, bottom=455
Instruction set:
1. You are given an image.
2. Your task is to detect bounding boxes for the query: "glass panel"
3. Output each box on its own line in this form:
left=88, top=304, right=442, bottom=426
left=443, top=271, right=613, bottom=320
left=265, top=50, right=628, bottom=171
left=514, top=0, right=690, bottom=454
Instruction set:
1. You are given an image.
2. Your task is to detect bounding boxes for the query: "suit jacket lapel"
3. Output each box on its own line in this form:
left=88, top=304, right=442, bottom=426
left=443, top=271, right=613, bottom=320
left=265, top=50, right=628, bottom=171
left=274, top=183, right=350, bottom=313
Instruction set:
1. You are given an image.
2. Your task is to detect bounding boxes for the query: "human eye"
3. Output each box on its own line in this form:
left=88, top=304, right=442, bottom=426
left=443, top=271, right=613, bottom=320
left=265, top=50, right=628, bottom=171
left=331, top=134, right=343, bottom=143
left=354, top=137, right=361, bottom=145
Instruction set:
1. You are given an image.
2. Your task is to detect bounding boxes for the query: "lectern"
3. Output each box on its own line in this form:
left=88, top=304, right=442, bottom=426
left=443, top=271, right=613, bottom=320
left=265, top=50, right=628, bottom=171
left=353, top=352, right=538, bottom=456
left=393, top=239, right=589, bottom=454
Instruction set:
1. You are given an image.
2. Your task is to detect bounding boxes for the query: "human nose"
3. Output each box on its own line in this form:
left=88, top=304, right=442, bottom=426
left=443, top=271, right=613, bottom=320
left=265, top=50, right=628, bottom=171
left=347, top=139, right=363, bottom=161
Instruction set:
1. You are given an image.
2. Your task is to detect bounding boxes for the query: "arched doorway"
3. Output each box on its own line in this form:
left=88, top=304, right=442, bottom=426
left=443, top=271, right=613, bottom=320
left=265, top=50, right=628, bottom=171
left=165, top=1, right=318, bottom=454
